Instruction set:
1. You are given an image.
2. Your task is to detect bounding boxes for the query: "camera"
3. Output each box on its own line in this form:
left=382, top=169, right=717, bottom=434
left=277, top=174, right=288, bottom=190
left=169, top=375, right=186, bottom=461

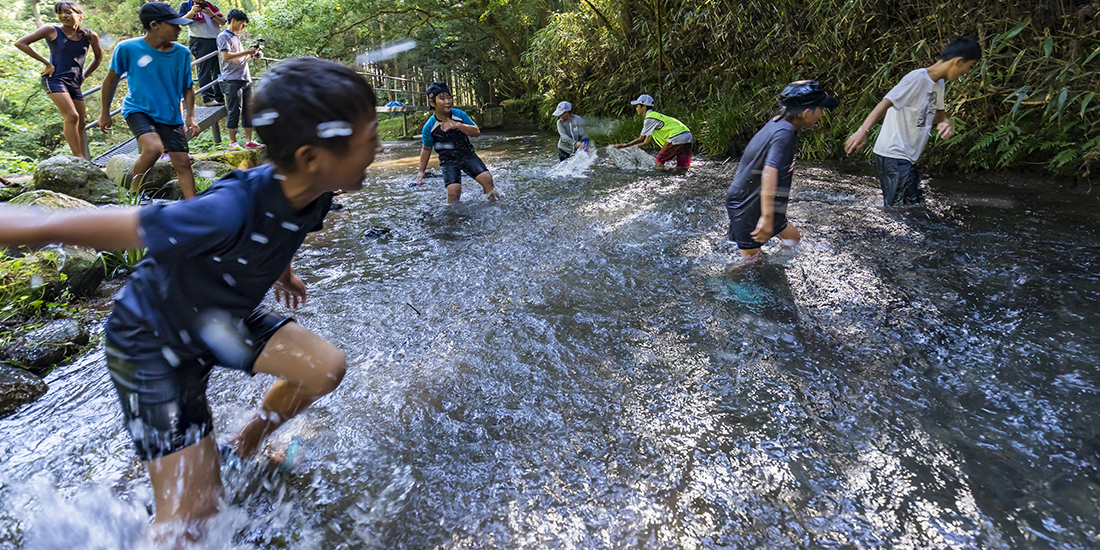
left=251, top=38, right=264, bottom=58
left=194, top=0, right=211, bottom=10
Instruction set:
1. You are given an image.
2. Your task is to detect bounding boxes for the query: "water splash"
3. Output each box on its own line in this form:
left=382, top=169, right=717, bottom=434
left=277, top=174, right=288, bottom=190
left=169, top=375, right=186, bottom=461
left=605, top=146, right=654, bottom=170
left=316, top=121, right=354, bottom=138
left=547, top=147, right=598, bottom=179
left=355, top=40, right=417, bottom=64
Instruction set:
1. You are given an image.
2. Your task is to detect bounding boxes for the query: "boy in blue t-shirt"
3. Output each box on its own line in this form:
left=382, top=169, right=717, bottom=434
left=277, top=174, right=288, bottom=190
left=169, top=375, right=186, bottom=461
left=1, top=58, right=383, bottom=544
left=98, top=2, right=200, bottom=199
left=415, top=81, right=499, bottom=204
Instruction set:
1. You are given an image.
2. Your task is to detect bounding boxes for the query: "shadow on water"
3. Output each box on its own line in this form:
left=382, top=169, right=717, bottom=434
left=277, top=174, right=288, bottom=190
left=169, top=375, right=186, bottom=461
left=1, top=133, right=1098, bottom=549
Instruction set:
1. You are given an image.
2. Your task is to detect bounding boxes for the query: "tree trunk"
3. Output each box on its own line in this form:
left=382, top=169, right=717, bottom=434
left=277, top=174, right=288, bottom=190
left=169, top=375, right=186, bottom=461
left=32, top=0, right=42, bottom=28
left=620, top=0, right=636, bottom=45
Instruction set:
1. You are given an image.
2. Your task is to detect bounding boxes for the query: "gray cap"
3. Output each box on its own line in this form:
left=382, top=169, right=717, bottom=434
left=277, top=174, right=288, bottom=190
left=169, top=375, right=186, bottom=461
left=552, top=101, right=572, bottom=116
left=630, top=94, right=654, bottom=106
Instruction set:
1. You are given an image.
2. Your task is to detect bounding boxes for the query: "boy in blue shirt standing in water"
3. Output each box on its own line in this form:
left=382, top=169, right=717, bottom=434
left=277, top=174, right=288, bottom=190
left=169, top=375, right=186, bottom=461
left=415, top=81, right=499, bottom=204
left=726, top=81, right=838, bottom=260
left=98, top=2, right=200, bottom=199
left=0, top=58, right=382, bottom=546
left=844, top=37, right=982, bottom=206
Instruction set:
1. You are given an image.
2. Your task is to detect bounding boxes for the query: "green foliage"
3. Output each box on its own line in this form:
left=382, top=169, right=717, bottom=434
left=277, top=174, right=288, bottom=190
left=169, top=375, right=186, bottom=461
left=0, top=249, right=73, bottom=322
left=525, top=0, right=1100, bottom=177
left=377, top=111, right=430, bottom=141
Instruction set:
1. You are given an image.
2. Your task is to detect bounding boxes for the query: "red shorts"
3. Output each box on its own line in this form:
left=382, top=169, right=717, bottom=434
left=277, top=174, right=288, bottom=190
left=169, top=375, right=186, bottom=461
left=655, top=142, right=692, bottom=167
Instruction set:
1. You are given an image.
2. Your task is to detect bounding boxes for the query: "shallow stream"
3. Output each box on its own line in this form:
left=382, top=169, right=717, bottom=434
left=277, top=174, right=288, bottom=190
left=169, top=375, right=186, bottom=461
left=1, top=132, right=1098, bottom=549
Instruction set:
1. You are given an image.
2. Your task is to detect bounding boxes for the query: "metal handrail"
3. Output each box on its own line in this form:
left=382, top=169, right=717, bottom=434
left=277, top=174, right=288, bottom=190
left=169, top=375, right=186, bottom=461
left=82, top=49, right=225, bottom=159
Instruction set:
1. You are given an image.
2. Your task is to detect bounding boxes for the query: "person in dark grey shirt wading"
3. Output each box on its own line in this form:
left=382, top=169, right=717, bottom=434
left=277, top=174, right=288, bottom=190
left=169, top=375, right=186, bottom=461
left=726, top=81, right=838, bottom=260
left=217, top=9, right=259, bottom=148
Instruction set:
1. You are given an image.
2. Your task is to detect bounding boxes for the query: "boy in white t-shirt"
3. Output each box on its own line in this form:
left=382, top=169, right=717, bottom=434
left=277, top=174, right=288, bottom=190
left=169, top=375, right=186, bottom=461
left=845, top=37, right=982, bottom=206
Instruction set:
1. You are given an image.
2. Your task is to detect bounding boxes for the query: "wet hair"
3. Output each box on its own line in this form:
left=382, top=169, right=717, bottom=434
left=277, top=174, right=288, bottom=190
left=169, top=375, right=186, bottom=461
left=227, top=9, right=247, bottom=23
left=251, top=57, right=377, bottom=171
left=940, top=36, right=982, bottom=62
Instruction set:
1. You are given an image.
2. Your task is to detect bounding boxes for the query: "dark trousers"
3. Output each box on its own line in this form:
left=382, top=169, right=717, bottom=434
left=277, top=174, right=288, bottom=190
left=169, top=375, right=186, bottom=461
left=221, top=80, right=252, bottom=129
left=874, top=154, right=923, bottom=206
left=188, top=37, right=222, bottom=103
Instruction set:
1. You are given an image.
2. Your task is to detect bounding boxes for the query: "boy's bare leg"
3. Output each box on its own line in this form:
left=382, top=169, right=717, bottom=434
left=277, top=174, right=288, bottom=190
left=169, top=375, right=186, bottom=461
left=778, top=223, right=801, bottom=247
left=168, top=152, right=196, bottom=199
left=446, top=183, right=462, bottom=204
left=145, top=434, right=223, bottom=543
left=474, top=171, right=498, bottom=202
left=227, top=322, right=346, bottom=459
left=131, top=133, right=166, bottom=194
left=739, top=248, right=764, bottom=260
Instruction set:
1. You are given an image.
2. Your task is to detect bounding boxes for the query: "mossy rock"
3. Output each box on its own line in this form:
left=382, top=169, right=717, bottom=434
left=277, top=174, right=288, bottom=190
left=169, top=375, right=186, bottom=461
left=9, top=190, right=96, bottom=211
left=0, top=186, right=26, bottom=202
left=198, top=148, right=264, bottom=171
left=5, top=192, right=104, bottom=297
left=32, top=155, right=117, bottom=204
left=104, top=155, right=177, bottom=199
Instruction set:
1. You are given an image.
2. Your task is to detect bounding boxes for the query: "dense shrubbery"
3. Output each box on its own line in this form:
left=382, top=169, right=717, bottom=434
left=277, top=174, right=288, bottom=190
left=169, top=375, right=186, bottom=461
left=525, top=0, right=1100, bottom=177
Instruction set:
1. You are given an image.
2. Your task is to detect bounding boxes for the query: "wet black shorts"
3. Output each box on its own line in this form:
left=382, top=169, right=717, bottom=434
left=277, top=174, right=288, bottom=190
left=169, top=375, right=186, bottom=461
left=125, top=111, right=189, bottom=154
left=441, top=154, right=489, bottom=186
left=726, top=202, right=789, bottom=250
left=106, top=307, right=292, bottom=462
left=41, top=75, right=83, bottom=101
left=874, top=154, right=923, bottom=206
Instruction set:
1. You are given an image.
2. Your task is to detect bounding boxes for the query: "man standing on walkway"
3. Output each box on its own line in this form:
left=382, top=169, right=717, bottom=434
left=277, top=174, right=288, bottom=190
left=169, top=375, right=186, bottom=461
left=179, top=0, right=224, bottom=105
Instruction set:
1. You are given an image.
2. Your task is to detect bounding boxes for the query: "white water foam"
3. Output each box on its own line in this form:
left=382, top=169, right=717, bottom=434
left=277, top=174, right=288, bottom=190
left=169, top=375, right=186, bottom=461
left=547, top=147, right=598, bottom=179
left=605, top=146, right=654, bottom=170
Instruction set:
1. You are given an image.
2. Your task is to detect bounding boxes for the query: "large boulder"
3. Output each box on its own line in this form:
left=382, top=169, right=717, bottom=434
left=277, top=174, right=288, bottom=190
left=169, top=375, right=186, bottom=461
left=8, top=191, right=104, bottom=297
left=33, top=155, right=118, bottom=204
left=0, top=365, right=47, bottom=418
left=104, top=154, right=178, bottom=199
left=0, top=319, right=89, bottom=377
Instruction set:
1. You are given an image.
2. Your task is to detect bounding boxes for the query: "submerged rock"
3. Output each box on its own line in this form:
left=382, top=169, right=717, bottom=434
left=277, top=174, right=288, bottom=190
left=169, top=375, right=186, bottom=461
left=0, top=365, right=47, bottom=418
left=32, top=155, right=117, bottom=204
left=0, top=319, right=89, bottom=377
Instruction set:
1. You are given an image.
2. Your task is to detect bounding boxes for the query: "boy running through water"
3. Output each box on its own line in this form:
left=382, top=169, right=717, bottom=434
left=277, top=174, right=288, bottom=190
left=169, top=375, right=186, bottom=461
left=845, top=37, right=982, bottom=206
left=613, top=94, right=693, bottom=171
left=726, top=81, right=838, bottom=259
left=416, top=81, right=499, bottom=204
left=98, top=2, right=200, bottom=199
left=0, top=58, right=382, bottom=545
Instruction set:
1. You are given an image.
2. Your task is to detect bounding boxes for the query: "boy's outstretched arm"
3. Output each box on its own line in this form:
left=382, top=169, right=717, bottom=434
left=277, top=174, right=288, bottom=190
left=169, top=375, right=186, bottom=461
left=0, top=206, right=142, bottom=250
left=844, top=98, right=894, bottom=154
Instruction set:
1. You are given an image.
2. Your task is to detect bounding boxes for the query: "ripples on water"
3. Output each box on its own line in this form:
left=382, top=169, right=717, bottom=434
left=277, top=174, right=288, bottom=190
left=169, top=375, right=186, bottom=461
left=1, top=133, right=1098, bottom=549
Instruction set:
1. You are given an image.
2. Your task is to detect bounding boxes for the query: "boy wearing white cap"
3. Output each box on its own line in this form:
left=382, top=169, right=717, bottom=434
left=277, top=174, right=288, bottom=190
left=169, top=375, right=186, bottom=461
left=553, top=101, right=588, bottom=161
left=613, top=94, right=692, bottom=171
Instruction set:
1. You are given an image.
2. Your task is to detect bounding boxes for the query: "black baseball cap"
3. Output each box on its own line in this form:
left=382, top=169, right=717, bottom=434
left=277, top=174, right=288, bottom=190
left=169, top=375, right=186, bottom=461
left=139, top=2, right=192, bottom=26
left=780, top=80, right=839, bottom=109
left=426, top=81, right=451, bottom=100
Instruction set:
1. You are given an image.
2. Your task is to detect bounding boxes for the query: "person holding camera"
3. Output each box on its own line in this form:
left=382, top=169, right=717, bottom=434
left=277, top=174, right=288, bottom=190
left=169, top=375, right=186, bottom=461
left=179, top=0, right=224, bottom=105
left=217, top=9, right=259, bottom=148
